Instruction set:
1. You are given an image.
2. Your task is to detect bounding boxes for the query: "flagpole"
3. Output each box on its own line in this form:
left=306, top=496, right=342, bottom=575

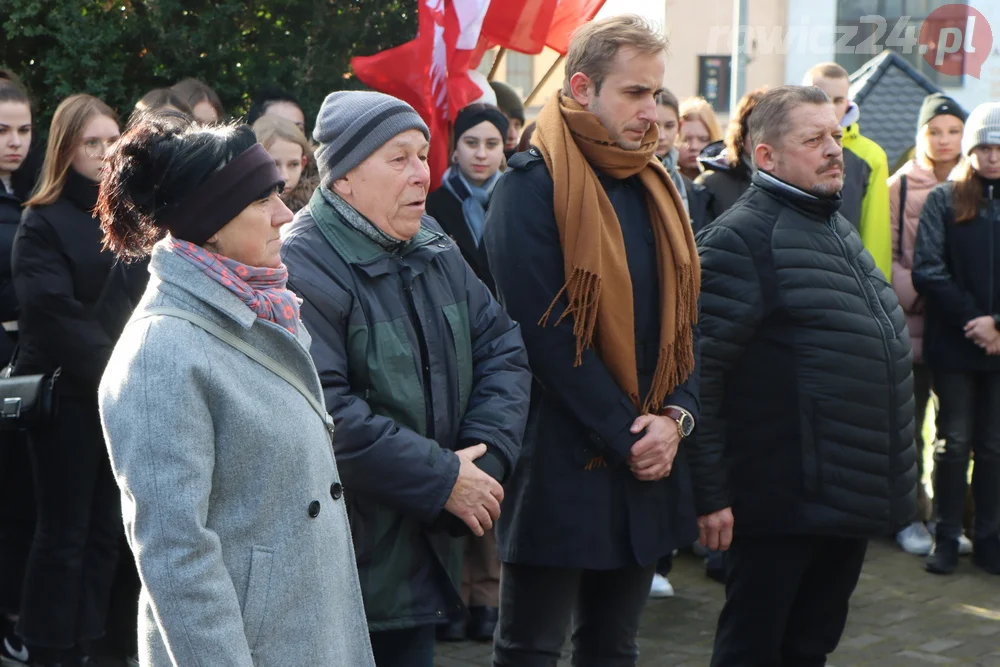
left=487, top=47, right=507, bottom=81
left=524, top=54, right=565, bottom=107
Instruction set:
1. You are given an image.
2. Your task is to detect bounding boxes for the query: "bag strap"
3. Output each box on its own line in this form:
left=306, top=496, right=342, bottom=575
left=140, top=306, right=334, bottom=436
left=896, top=174, right=908, bottom=261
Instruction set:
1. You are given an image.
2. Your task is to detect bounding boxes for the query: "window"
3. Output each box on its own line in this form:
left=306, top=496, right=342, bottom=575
left=698, top=56, right=731, bottom=113
left=505, top=52, right=534, bottom=99
left=835, top=0, right=966, bottom=86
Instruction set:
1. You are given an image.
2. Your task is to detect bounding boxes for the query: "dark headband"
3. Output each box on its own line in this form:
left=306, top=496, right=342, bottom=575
left=454, top=106, right=509, bottom=147
left=158, top=143, right=283, bottom=246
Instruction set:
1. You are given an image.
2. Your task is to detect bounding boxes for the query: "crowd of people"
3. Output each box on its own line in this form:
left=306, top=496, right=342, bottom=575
left=0, top=11, right=999, bottom=667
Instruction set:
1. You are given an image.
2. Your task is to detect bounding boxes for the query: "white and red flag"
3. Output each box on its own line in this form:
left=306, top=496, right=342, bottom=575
left=351, top=0, right=607, bottom=187
left=351, top=0, right=490, bottom=188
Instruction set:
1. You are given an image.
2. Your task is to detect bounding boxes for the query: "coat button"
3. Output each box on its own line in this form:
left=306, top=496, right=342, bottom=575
left=308, top=500, right=321, bottom=518
left=330, top=483, right=343, bottom=500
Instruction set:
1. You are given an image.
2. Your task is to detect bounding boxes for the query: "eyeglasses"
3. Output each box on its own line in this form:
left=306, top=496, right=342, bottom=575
left=81, top=137, right=119, bottom=159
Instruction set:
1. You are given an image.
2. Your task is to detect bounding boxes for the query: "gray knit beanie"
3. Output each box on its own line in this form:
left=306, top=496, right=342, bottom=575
left=313, top=91, right=430, bottom=186
left=962, top=102, right=1000, bottom=156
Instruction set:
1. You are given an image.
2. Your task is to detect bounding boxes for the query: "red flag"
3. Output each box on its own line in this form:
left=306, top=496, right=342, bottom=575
left=546, top=0, right=607, bottom=55
left=445, top=0, right=493, bottom=117
left=479, top=0, right=559, bottom=55
left=351, top=0, right=491, bottom=189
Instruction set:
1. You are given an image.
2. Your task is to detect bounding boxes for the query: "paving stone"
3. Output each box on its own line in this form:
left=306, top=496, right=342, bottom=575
left=894, top=650, right=957, bottom=664
left=918, top=639, right=964, bottom=654
left=436, top=540, right=1000, bottom=666
left=839, top=633, right=886, bottom=649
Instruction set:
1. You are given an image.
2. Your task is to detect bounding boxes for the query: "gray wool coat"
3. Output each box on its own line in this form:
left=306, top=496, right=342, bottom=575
left=98, top=242, right=375, bottom=667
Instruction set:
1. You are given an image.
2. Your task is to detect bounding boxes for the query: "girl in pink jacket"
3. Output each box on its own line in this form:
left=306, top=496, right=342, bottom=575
left=888, top=93, right=967, bottom=555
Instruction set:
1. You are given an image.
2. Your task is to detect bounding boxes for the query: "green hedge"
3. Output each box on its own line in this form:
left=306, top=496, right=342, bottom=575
left=1, top=0, right=417, bottom=134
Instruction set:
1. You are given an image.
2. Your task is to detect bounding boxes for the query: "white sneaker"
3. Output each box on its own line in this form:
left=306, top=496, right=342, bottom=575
left=959, top=533, right=974, bottom=555
left=649, top=573, right=675, bottom=598
left=896, top=521, right=933, bottom=556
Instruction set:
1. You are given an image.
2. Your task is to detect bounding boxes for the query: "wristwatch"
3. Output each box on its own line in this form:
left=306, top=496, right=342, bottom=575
left=661, top=405, right=695, bottom=438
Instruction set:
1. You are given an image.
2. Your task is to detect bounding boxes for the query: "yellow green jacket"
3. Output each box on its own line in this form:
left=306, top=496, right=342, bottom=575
left=843, top=123, right=892, bottom=278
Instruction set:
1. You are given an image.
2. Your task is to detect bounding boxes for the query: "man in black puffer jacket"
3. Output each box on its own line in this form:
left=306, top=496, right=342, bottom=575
left=694, top=85, right=917, bottom=667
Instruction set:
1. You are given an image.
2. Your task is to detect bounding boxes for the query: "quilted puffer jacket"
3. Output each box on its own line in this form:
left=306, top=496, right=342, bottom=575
left=692, top=171, right=917, bottom=537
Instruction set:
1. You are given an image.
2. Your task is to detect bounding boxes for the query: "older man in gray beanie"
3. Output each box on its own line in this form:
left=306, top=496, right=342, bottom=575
left=280, top=90, right=531, bottom=667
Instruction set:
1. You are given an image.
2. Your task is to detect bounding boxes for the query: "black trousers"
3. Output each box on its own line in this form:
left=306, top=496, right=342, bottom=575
left=0, top=431, right=34, bottom=616
left=932, top=371, right=1000, bottom=542
left=369, top=625, right=435, bottom=667
left=16, top=396, right=121, bottom=649
left=493, top=562, right=656, bottom=667
left=711, top=535, right=867, bottom=667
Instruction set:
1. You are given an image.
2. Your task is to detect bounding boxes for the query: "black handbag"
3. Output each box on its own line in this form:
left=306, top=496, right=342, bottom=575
left=0, top=355, right=59, bottom=430
left=0, top=261, right=125, bottom=431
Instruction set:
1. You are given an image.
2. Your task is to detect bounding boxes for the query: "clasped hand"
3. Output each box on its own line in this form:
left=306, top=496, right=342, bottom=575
left=964, top=316, right=1000, bottom=355
left=627, top=414, right=680, bottom=482
left=444, top=444, right=504, bottom=537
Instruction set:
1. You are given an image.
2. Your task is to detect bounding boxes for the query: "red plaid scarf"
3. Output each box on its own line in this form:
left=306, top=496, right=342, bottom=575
left=170, top=238, right=301, bottom=335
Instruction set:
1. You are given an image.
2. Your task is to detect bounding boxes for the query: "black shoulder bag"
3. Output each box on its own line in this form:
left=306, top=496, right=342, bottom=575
left=0, top=262, right=125, bottom=430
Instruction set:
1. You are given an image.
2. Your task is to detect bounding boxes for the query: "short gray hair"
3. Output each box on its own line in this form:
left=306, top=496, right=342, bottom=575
left=748, top=85, right=831, bottom=163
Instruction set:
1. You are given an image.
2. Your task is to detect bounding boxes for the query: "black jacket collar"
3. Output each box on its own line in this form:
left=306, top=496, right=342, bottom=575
left=62, top=168, right=99, bottom=215
left=753, top=171, right=842, bottom=220
left=978, top=175, right=1000, bottom=199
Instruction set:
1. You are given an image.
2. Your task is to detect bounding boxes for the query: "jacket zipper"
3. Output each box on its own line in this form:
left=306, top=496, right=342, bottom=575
left=989, top=185, right=995, bottom=315
left=827, top=218, right=898, bottom=512
left=399, top=270, right=436, bottom=440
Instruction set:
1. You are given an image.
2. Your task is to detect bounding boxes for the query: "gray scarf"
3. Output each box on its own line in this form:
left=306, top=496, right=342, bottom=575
left=441, top=166, right=500, bottom=246
left=660, top=146, right=690, bottom=215
left=320, top=187, right=409, bottom=252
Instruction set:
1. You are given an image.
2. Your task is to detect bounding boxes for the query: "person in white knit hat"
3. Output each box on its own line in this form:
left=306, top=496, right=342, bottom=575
left=913, top=101, right=1000, bottom=576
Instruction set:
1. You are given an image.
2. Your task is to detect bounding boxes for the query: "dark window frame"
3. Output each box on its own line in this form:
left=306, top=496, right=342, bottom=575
left=698, top=55, right=732, bottom=113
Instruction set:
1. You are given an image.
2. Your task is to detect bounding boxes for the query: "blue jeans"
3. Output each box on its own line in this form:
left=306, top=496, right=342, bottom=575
left=369, top=625, right=435, bottom=667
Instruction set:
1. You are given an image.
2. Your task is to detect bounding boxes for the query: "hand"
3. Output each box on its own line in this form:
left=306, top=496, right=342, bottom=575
left=964, top=316, right=999, bottom=348
left=697, top=507, right=735, bottom=551
left=443, top=444, right=504, bottom=537
left=986, top=338, right=1000, bottom=356
left=627, top=414, right=680, bottom=482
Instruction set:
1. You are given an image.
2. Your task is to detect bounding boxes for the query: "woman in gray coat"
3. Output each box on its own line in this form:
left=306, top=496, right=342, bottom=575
left=95, top=111, right=374, bottom=666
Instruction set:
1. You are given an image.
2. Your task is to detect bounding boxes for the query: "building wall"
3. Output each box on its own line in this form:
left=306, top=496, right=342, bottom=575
left=491, top=0, right=998, bottom=123
left=663, top=0, right=786, bottom=125
left=491, top=0, right=788, bottom=124
left=942, top=0, right=1000, bottom=113
left=784, top=0, right=838, bottom=86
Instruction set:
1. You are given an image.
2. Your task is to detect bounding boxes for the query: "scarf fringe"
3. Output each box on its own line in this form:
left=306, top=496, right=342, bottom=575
left=534, top=93, right=701, bottom=414
left=642, top=264, right=698, bottom=413
left=538, top=269, right=602, bottom=367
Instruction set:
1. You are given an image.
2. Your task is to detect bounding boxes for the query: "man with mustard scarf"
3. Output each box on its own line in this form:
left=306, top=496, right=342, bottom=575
left=483, top=15, right=711, bottom=667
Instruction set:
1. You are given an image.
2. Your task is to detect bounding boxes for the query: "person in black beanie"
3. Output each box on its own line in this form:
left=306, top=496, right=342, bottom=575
left=427, top=103, right=507, bottom=294
left=889, top=92, right=968, bottom=558
left=489, top=81, right=526, bottom=157
left=281, top=90, right=530, bottom=667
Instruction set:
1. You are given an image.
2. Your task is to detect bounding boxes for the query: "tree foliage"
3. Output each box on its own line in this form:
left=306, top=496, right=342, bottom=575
left=0, top=0, right=418, bottom=133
